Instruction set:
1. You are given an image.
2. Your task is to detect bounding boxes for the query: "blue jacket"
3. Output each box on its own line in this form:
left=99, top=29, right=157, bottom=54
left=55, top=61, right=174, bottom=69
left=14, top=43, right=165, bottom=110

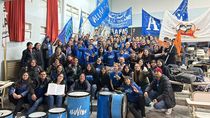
left=122, top=81, right=143, bottom=103
left=109, top=71, right=123, bottom=89
left=103, top=51, right=115, bottom=67
left=9, top=79, right=30, bottom=97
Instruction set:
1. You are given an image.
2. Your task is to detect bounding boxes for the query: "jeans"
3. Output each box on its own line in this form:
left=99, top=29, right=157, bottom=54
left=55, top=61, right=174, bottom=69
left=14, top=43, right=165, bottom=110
left=91, top=84, right=97, bottom=98
left=48, top=95, right=63, bottom=109
left=128, top=102, right=142, bottom=118
left=145, top=90, right=167, bottom=109
left=127, top=94, right=145, bottom=118
left=26, top=97, right=44, bottom=115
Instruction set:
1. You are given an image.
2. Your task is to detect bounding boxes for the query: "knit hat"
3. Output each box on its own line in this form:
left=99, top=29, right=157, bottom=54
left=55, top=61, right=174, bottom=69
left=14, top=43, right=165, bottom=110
left=154, top=67, right=163, bottom=74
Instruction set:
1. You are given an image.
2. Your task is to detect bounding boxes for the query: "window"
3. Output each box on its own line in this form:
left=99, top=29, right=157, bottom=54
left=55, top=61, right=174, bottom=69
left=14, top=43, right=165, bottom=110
left=25, top=23, right=32, bottom=40
left=66, top=4, right=79, bottom=19
left=82, top=11, right=89, bottom=21
left=40, top=26, right=46, bottom=39
left=58, top=0, right=62, bottom=13
left=41, top=0, right=47, bottom=7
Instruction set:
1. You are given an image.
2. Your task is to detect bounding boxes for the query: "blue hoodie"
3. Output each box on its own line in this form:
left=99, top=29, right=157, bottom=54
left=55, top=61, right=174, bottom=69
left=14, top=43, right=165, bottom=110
left=103, top=51, right=115, bottom=67
left=122, top=81, right=143, bottom=103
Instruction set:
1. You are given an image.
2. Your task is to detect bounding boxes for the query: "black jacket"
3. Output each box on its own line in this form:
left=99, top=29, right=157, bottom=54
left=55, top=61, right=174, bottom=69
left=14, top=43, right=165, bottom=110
left=145, top=75, right=176, bottom=109
left=21, top=49, right=35, bottom=67
left=29, top=77, right=50, bottom=98
left=70, top=80, right=91, bottom=92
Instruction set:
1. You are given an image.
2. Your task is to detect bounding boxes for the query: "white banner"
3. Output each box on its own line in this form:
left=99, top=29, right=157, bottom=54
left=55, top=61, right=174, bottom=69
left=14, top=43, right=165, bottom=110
left=160, top=9, right=210, bottom=42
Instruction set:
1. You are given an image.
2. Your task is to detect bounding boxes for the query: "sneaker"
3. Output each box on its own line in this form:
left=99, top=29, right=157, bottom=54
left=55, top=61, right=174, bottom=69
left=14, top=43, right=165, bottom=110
left=165, top=108, right=172, bottom=115
left=149, top=107, right=166, bottom=112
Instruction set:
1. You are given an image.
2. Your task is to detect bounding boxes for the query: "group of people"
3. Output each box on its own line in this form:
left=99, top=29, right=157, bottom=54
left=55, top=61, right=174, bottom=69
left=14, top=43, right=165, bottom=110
left=9, top=31, right=177, bottom=117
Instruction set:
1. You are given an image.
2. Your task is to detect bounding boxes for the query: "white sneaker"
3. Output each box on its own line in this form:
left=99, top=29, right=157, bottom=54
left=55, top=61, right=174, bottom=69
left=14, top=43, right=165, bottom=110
left=165, top=108, right=172, bottom=115
left=149, top=107, right=166, bottom=112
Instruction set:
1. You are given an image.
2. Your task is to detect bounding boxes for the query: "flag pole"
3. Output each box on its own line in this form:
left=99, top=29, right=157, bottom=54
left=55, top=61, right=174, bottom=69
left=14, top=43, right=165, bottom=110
left=81, top=18, right=88, bottom=30
left=4, top=42, right=7, bottom=80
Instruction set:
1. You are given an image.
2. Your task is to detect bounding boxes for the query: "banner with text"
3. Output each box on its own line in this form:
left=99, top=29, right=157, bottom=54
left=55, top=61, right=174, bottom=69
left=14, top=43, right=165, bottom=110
left=142, top=9, right=161, bottom=36
left=88, top=0, right=110, bottom=27
left=106, top=7, right=132, bottom=28
left=111, top=27, right=128, bottom=35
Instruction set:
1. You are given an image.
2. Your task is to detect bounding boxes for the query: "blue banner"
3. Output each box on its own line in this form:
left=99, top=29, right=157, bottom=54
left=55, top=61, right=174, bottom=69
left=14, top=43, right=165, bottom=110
left=106, top=7, right=132, bottom=28
left=142, top=9, right=161, bottom=36
left=58, top=17, right=73, bottom=44
left=173, top=0, right=188, bottom=21
left=96, top=0, right=103, bottom=6
left=111, top=27, right=128, bottom=35
left=88, top=0, right=110, bottom=27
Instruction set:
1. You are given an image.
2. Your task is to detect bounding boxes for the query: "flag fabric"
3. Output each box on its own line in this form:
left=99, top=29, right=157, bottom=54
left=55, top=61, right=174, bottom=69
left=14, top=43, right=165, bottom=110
left=142, top=9, right=161, bottom=36
left=106, top=7, right=132, bottom=28
left=58, top=17, right=73, bottom=44
left=159, top=9, right=210, bottom=42
left=174, top=31, right=182, bottom=56
left=78, top=11, right=83, bottom=36
left=2, top=7, right=10, bottom=47
left=96, top=0, right=103, bottom=6
left=88, top=0, right=109, bottom=27
left=173, top=0, right=188, bottom=21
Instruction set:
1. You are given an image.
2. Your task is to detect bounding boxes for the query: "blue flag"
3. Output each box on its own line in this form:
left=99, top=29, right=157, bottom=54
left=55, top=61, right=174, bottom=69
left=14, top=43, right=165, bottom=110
left=106, top=7, right=132, bottom=28
left=88, top=0, right=110, bottom=27
left=142, top=9, right=161, bottom=36
left=58, top=17, right=73, bottom=44
left=173, top=0, right=188, bottom=21
left=79, top=11, right=83, bottom=35
left=96, top=0, right=103, bottom=6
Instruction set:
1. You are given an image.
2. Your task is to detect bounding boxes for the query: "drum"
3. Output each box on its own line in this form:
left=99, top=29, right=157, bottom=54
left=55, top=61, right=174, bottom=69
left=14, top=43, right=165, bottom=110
left=97, top=91, right=112, bottom=118
left=0, top=110, right=13, bottom=118
left=48, top=108, right=67, bottom=118
left=67, top=92, right=90, bottom=118
left=111, top=93, right=127, bottom=118
left=28, top=112, right=47, bottom=118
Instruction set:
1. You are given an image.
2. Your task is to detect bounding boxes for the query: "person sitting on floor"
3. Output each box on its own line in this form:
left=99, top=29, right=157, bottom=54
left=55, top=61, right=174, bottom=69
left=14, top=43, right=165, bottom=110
left=24, top=71, right=49, bottom=116
left=70, top=73, right=91, bottom=92
left=9, top=72, right=30, bottom=115
left=121, top=76, right=145, bottom=118
left=144, top=67, right=176, bottom=115
left=46, top=73, right=66, bottom=109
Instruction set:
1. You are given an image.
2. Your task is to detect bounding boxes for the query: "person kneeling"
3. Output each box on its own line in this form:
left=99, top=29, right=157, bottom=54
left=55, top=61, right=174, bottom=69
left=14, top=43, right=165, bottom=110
left=144, top=67, right=176, bottom=115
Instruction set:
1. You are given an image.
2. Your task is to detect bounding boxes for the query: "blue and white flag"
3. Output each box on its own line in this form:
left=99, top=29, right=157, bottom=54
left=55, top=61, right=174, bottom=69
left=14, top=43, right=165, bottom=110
left=96, top=0, right=103, bottom=6
left=58, top=17, right=73, bottom=44
left=78, top=11, right=83, bottom=35
left=106, top=7, right=132, bottom=28
left=173, top=0, right=188, bottom=21
left=88, top=0, right=109, bottom=27
left=142, top=9, right=161, bottom=36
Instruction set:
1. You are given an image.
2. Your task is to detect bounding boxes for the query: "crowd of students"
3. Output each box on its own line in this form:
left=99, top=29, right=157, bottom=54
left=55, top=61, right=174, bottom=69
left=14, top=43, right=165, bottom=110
left=9, top=32, right=177, bottom=117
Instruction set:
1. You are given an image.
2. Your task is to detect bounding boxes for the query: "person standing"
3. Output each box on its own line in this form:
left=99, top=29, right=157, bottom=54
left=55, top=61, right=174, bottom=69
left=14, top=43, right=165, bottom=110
left=21, top=42, right=35, bottom=67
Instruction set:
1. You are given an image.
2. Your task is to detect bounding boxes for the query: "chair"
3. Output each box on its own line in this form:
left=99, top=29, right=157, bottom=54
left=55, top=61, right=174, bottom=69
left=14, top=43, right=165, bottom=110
left=0, top=81, right=14, bottom=108
left=0, top=87, right=6, bottom=108
left=186, top=91, right=210, bottom=118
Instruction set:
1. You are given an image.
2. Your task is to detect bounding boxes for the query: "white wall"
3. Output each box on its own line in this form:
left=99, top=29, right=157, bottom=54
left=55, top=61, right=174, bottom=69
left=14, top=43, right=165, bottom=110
left=0, top=0, right=95, bottom=80
left=111, top=0, right=210, bottom=27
